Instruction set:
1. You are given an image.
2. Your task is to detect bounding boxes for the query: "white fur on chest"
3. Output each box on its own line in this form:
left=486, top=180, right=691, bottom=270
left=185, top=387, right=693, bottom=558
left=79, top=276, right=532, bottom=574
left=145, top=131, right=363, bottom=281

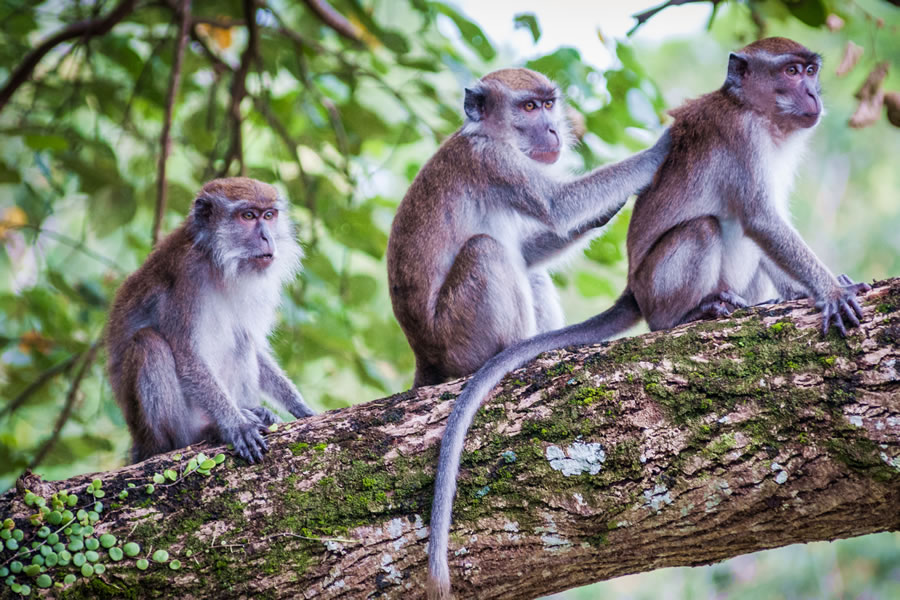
left=718, top=127, right=812, bottom=298
left=193, top=275, right=281, bottom=402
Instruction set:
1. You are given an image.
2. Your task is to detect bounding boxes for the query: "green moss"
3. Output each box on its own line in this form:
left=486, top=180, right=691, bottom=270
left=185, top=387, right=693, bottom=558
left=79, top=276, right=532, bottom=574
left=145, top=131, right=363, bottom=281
left=289, top=442, right=309, bottom=455
left=827, top=431, right=899, bottom=483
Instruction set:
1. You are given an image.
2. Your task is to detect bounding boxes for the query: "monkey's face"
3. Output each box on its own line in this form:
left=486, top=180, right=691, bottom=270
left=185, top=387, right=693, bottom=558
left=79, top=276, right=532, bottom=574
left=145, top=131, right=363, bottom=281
left=234, top=205, right=279, bottom=271
left=732, top=40, right=823, bottom=131
left=512, top=95, right=563, bottom=164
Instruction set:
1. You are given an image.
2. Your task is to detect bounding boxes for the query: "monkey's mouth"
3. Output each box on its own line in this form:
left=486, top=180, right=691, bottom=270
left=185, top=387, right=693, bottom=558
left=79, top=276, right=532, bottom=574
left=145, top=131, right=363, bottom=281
left=250, top=253, right=275, bottom=267
left=529, top=149, right=560, bottom=164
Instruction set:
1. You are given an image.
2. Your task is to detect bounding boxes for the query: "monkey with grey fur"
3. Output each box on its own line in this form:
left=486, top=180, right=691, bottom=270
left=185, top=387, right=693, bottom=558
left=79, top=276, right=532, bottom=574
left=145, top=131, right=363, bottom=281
left=426, top=39, right=871, bottom=599
left=106, top=177, right=315, bottom=464
left=387, top=67, right=671, bottom=389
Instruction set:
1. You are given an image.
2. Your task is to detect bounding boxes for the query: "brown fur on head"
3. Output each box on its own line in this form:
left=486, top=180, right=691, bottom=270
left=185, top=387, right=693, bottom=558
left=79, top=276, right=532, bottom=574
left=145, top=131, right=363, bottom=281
left=199, top=177, right=280, bottom=208
left=480, top=68, right=556, bottom=96
left=738, top=36, right=820, bottom=61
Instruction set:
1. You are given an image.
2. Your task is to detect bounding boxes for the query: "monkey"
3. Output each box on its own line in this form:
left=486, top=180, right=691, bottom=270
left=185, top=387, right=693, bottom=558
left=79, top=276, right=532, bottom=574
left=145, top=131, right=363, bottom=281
left=106, top=177, right=315, bottom=464
left=387, top=67, right=671, bottom=389
left=426, top=38, right=872, bottom=599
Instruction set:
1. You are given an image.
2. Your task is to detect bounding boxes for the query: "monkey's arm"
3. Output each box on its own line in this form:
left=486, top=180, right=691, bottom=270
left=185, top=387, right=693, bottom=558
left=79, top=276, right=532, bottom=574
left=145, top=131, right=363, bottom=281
left=258, top=351, right=316, bottom=419
left=743, top=204, right=868, bottom=335
left=542, top=129, right=671, bottom=244
left=176, top=356, right=269, bottom=463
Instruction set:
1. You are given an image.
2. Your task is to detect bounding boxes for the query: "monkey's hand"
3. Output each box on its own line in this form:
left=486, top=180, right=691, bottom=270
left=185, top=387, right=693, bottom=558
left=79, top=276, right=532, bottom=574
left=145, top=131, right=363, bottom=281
left=815, top=275, right=871, bottom=336
left=222, top=420, right=269, bottom=464
left=243, top=406, right=281, bottom=428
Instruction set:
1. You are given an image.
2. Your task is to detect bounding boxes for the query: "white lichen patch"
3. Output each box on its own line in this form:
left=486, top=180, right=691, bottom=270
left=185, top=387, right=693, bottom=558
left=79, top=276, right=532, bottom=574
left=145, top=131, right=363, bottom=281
left=413, top=514, right=428, bottom=540
left=848, top=415, right=864, bottom=427
left=642, top=483, right=673, bottom=512
left=771, top=462, right=789, bottom=484
left=540, top=534, right=573, bottom=553
left=573, top=493, right=586, bottom=508
left=453, top=547, right=469, bottom=556
left=380, top=553, right=402, bottom=584
left=704, top=480, right=732, bottom=512
left=880, top=452, right=900, bottom=472
left=546, top=442, right=606, bottom=476
left=503, top=521, right=519, bottom=533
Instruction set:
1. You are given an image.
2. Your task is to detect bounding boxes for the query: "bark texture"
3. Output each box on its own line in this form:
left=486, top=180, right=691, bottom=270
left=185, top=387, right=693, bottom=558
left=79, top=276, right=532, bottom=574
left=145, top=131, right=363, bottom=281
left=2, top=279, right=899, bottom=600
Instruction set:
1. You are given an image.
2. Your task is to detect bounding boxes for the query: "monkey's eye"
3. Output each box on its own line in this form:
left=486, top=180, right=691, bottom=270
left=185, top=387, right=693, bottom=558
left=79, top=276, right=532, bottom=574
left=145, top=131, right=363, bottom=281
left=262, top=210, right=276, bottom=220
left=523, top=101, right=536, bottom=112
left=806, top=64, right=817, bottom=76
left=785, top=65, right=799, bottom=76
left=241, top=211, right=256, bottom=221
left=543, top=100, right=554, bottom=109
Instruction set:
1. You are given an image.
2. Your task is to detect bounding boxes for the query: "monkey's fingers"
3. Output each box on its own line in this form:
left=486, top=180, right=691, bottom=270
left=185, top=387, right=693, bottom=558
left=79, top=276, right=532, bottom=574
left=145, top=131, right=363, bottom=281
left=825, top=305, right=848, bottom=337
left=837, top=273, right=854, bottom=286
left=839, top=300, right=860, bottom=329
left=848, top=296, right=865, bottom=320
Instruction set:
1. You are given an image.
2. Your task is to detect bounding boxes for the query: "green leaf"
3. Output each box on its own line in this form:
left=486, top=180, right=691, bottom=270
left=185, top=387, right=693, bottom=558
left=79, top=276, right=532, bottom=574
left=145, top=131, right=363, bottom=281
left=574, top=271, right=617, bottom=298
left=782, top=0, right=827, bottom=26
left=432, top=3, right=496, bottom=60
left=513, top=13, right=541, bottom=43
left=23, top=134, right=68, bottom=151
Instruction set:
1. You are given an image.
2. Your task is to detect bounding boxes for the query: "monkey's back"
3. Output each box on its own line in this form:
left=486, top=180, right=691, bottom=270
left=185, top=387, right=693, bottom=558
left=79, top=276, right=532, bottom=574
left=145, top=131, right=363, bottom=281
left=387, top=133, right=496, bottom=344
left=626, top=90, right=751, bottom=279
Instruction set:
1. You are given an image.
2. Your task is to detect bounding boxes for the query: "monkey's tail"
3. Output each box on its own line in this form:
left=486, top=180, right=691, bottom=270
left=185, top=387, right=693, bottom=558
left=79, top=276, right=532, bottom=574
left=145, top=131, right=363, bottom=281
left=427, top=289, right=641, bottom=599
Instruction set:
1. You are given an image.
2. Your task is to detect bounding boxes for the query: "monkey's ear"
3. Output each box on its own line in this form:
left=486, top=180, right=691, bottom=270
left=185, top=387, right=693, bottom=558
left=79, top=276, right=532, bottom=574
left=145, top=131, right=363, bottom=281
left=464, top=86, right=487, bottom=122
left=192, top=196, right=215, bottom=226
left=725, top=53, right=750, bottom=88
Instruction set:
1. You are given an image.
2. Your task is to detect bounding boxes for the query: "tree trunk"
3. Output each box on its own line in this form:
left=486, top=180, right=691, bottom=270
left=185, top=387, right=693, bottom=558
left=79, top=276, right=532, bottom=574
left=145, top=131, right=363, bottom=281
left=2, top=279, right=899, bottom=600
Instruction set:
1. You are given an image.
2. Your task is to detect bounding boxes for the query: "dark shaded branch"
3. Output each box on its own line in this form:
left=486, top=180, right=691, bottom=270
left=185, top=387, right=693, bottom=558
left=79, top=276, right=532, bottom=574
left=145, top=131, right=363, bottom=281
left=27, top=342, right=101, bottom=470
left=152, top=0, right=192, bottom=247
left=218, top=0, right=260, bottom=177
left=301, top=0, right=362, bottom=43
left=0, top=0, right=138, bottom=114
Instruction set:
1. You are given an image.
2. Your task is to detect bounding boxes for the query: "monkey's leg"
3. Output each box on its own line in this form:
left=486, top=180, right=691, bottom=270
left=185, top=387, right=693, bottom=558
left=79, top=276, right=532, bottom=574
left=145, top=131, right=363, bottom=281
left=679, top=290, right=749, bottom=324
left=634, top=217, right=731, bottom=331
left=529, top=270, right=565, bottom=332
left=432, top=234, right=534, bottom=380
left=127, top=329, right=197, bottom=463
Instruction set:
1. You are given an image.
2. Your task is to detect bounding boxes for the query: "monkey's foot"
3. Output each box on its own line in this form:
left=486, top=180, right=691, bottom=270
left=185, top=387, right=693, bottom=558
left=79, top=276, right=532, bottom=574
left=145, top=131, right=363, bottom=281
left=244, top=406, right=281, bottom=428
left=223, top=421, right=269, bottom=464
left=683, top=290, right=749, bottom=323
left=816, top=275, right=872, bottom=336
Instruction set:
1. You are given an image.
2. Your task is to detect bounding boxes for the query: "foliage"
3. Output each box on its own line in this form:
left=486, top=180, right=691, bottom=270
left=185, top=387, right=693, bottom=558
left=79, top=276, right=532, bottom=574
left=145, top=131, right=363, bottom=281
left=0, top=0, right=667, bottom=488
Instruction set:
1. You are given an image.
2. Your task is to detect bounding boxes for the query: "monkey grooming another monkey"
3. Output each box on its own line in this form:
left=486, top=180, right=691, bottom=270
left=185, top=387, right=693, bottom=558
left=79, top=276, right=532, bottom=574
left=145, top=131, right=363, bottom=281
left=106, top=177, right=315, bottom=464
left=387, top=67, right=671, bottom=388
left=427, top=39, right=871, bottom=599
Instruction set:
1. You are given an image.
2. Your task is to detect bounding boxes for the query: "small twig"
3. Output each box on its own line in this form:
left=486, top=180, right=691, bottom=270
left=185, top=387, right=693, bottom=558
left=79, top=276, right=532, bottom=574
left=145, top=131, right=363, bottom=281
left=2, top=221, right=125, bottom=272
left=152, top=0, right=192, bottom=247
left=218, top=0, right=260, bottom=177
left=300, top=0, right=362, bottom=44
left=0, top=0, right=138, bottom=114
left=0, top=352, right=82, bottom=419
left=27, top=342, right=101, bottom=470
left=628, top=0, right=717, bottom=36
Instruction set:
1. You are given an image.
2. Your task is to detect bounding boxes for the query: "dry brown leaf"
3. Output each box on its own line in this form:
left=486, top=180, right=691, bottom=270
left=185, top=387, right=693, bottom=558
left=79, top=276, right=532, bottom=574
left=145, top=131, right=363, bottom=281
left=884, top=91, right=900, bottom=128
left=835, top=41, right=864, bottom=77
left=825, top=14, right=845, bottom=32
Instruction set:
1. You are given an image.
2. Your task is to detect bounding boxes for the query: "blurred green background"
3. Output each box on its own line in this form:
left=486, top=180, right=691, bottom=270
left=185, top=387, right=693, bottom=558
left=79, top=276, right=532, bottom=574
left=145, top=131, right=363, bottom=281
left=0, top=0, right=897, bottom=597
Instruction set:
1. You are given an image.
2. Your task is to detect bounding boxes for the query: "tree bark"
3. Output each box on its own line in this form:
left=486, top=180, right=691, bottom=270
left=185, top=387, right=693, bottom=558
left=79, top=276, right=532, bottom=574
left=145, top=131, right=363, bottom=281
left=2, top=279, right=899, bottom=600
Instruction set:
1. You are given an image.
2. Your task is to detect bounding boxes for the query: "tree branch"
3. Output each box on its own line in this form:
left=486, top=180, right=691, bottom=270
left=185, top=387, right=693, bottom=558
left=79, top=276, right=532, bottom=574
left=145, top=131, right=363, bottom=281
left=1, top=280, right=898, bottom=598
left=218, top=0, right=260, bottom=177
left=152, top=0, right=192, bottom=247
left=300, top=0, right=362, bottom=44
left=628, top=0, right=719, bottom=36
left=0, top=0, right=138, bottom=114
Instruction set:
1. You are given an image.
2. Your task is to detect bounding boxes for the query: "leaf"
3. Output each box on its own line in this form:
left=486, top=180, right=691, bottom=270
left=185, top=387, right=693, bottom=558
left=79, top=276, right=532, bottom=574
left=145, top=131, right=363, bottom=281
left=88, top=184, right=137, bottom=237
left=0, top=162, right=21, bottom=183
left=574, top=271, right=617, bottom=298
left=513, top=13, right=541, bottom=43
left=23, top=134, right=68, bottom=151
left=782, top=0, right=827, bottom=27
left=432, top=2, right=496, bottom=60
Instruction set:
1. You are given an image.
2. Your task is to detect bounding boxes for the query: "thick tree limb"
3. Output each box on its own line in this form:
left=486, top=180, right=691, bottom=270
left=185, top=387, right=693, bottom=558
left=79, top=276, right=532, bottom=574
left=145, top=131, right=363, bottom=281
left=0, top=0, right=138, bottom=114
left=301, top=0, right=362, bottom=44
left=1, top=279, right=898, bottom=599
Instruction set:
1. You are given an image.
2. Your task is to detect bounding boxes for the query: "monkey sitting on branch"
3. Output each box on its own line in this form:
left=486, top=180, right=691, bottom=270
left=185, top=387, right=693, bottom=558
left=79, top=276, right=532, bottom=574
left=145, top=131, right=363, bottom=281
left=387, top=67, right=671, bottom=388
left=426, top=38, right=872, bottom=599
left=106, top=177, right=315, bottom=464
